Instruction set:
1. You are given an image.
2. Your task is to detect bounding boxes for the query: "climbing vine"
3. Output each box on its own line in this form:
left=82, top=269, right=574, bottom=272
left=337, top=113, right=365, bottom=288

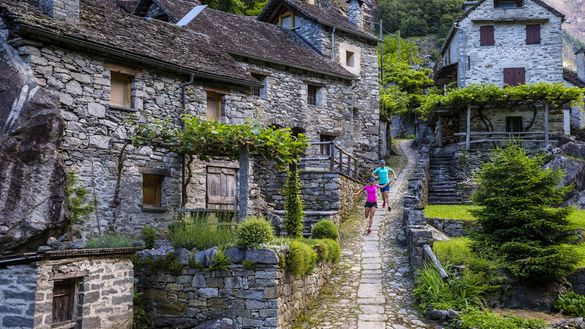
left=417, top=83, right=584, bottom=118
left=131, top=116, right=309, bottom=169
left=65, top=171, right=94, bottom=234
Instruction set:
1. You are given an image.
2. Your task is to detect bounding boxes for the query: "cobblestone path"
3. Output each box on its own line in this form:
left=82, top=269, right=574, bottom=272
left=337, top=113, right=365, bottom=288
left=294, top=140, right=431, bottom=329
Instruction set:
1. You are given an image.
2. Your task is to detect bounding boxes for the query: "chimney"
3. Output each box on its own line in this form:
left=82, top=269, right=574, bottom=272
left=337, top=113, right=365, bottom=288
left=39, top=0, right=80, bottom=24
left=347, top=0, right=363, bottom=29
left=463, top=1, right=479, bottom=12
left=577, top=49, right=585, bottom=83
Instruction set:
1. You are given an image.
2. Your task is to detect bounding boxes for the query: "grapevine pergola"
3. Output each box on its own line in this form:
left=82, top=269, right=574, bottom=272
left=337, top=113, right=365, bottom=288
left=131, top=116, right=309, bottom=219
left=417, top=83, right=584, bottom=150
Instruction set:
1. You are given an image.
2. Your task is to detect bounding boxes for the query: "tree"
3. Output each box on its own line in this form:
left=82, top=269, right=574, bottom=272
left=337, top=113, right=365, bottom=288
left=471, top=144, right=579, bottom=281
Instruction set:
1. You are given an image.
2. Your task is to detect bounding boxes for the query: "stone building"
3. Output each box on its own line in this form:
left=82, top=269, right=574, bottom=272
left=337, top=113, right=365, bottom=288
left=0, top=0, right=379, bottom=250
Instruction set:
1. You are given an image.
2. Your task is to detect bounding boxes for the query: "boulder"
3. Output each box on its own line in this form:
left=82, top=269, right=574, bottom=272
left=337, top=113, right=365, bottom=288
left=195, top=247, right=218, bottom=266
left=0, top=39, right=67, bottom=253
left=193, top=318, right=241, bottom=329
left=225, top=247, right=245, bottom=263
left=504, top=280, right=570, bottom=312
left=245, top=248, right=278, bottom=265
left=547, top=317, right=585, bottom=329
left=175, top=248, right=192, bottom=265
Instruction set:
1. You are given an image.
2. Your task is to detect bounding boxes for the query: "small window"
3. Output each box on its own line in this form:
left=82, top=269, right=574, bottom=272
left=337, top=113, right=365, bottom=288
left=110, top=72, right=133, bottom=108
left=143, top=174, right=163, bottom=208
left=494, top=0, right=522, bottom=8
left=307, top=84, right=319, bottom=106
left=346, top=51, right=355, bottom=67
left=251, top=73, right=268, bottom=99
left=526, top=24, right=541, bottom=45
left=480, top=25, right=495, bottom=46
left=503, top=67, right=525, bottom=86
left=206, top=92, right=223, bottom=121
left=52, top=279, right=78, bottom=326
left=320, top=134, right=335, bottom=155
left=279, top=13, right=294, bottom=29
left=506, top=116, right=523, bottom=132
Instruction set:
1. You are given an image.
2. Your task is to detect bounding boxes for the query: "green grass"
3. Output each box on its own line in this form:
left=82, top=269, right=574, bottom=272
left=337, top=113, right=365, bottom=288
left=169, top=216, right=237, bottom=250
left=568, top=210, right=585, bottom=230
left=574, top=243, right=585, bottom=268
left=433, top=237, right=472, bottom=265
left=424, top=205, right=481, bottom=221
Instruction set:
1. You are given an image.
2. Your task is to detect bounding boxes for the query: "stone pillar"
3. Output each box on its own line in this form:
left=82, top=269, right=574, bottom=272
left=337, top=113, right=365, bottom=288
left=347, top=0, right=363, bottom=29
left=576, top=49, right=585, bottom=83
left=39, top=0, right=80, bottom=24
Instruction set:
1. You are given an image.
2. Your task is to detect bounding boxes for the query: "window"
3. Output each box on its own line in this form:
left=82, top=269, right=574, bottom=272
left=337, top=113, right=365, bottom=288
left=494, top=0, right=522, bottom=8
left=503, top=67, right=526, bottom=86
left=307, top=84, right=319, bottom=106
left=480, top=25, right=495, bottom=46
left=143, top=174, right=163, bottom=208
left=206, top=92, right=223, bottom=121
left=110, top=72, right=133, bottom=108
left=320, top=134, right=335, bottom=155
left=526, top=24, right=541, bottom=45
left=52, top=279, right=78, bottom=326
left=279, top=13, right=294, bottom=29
left=506, top=116, right=523, bottom=132
left=251, top=73, right=268, bottom=99
left=346, top=51, right=355, bottom=67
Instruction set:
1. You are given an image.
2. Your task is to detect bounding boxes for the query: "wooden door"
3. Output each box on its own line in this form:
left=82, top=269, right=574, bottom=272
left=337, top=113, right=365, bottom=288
left=206, top=166, right=237, bottom=210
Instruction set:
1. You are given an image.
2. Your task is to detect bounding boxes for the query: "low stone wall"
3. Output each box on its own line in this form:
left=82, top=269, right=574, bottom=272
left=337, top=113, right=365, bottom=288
left=0, top=251, right=134, bottom=329
left=339, top=174, right=361, bottom=219
left=135, top=248, right=333, bottom=329
left=426, top=218, right=477, bottom=237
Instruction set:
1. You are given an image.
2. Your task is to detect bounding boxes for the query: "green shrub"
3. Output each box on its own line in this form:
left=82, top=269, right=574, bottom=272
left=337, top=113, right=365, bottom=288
left=287, top=240, right=317, bottom=276
left=243, top=260, right=256, bottom=270
left=65, top=171, right=94, bottom=229
left=472, top=143, right=578, bottom=281
left=284, top=167, right=304, bottom=238
left=236, top=216, right=275, bottom=248
left=433, top=238, right=472, bottom=266
left=311, top=220, right=339, bottom=240
left=555, top=291, right=585, bottom=317
left=210, top=249, right=231, bottom=271
left=86, top=234, right=137, bottom=249
left=322, top=239, right=341, bottom=263
left=168, top=215, right=236, bottom=250
left=133, top=293, right=153, bottom=329
left=141, top=225, right=157, bottom=249
left=304, top=239, right=329, bottom=262
left=459, top=308, right=546, bottom=329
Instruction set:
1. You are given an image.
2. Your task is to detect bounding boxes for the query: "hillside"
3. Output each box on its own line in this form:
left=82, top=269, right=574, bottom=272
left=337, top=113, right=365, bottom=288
left=542, top=0, right=585, bottom=69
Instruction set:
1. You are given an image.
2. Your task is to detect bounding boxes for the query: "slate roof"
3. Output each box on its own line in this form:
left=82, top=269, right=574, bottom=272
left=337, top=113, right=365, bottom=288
left=257, top=0, right=377, bottom=42
left=0, top=0, right=258, bottom=86
left=133, top=0, right=200, bottom=21
left=185, top=7, right=355, bottom=79
left=564, top=68, right=585, bottom=88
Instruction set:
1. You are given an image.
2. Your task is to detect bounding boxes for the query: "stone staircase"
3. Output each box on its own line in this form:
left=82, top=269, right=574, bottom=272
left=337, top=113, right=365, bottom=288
left=428, top=154, right=467, bottom=205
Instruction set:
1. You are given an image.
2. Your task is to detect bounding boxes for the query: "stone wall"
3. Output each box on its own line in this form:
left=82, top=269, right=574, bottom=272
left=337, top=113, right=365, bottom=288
left=0, top=253, right=134, bottom=329
left=135, top=248, right=333, bottom=329
left=458, top=0, right=564, bottom=87
left=568, top=268, right=585, bottom=295
left=0, top=265, right=36, bottom=329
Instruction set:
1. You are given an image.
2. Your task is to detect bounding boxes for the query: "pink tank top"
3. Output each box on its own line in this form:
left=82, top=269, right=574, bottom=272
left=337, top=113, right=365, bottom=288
left=364, top=185, right=379, bottom=203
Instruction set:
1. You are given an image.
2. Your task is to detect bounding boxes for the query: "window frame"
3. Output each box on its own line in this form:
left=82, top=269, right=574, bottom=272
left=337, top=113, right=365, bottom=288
left=345, top=51, right=355, bottom=67
left=479, top=25, right=495, bottom=46
left=279, top=13, right=295, bottom=29
left=506, top=116, right=523, bottom=133
left=251, top=73, right=268, bottom=99
left=526, top=24, right=541, bottom=45
left=494, top=0, right=522, bottom=8
left=142, top=174, right=163, bottom=209
left=206, top=91, right=224, bottom=121
left=307, top=84, right=319, bottom=106
left=52, top=278, right=79, bottom=327
left=109, top=71, right=133, bottom=110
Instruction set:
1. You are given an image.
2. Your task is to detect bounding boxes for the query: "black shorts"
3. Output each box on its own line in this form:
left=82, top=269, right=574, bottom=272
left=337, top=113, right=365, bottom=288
left=364, top=201, right=377, bottom=208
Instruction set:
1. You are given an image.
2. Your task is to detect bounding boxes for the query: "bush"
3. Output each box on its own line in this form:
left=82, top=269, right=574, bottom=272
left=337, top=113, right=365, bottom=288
left=472, top=143, right=578, bottom=281
left=287, top=240, right=317, bottom=276
left=86, top=234, right=137, bottom=248
left=311, top=220, right=339, bottom=240
left=169, top=215, right=236, bottom=250
left=322, top=238, right=341, bottom=263
left=141, top=225, right=157, bottom=249
left=555, top=291, right=585, bottom=317
left=459, top=308, right=546, bottom=329
left=304, top=239, right=329, bottom=262
left=133, top=293, right=153, bottom=329
left=284, top=167, right=304, bottom=238
left=237, top=216, right=275, bottom=248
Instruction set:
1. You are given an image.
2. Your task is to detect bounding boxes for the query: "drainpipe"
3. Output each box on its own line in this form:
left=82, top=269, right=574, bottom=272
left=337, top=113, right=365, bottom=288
left=180, top=73, right=195, bottom=207
left=331, top=26, right=336, bottom=60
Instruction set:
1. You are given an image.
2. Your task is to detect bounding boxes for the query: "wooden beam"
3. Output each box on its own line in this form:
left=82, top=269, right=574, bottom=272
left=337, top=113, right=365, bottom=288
left=544, top=103, right=550, bottom=149
left=238, top=146, right=250, bottom=221
left=466, top=105, right=471, bottom=150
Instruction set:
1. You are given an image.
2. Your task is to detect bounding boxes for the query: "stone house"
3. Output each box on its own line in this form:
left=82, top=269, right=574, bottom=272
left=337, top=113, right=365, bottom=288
left=0, top=0, right=379, bottom=249
left=435, top=0, right=585, bottom=151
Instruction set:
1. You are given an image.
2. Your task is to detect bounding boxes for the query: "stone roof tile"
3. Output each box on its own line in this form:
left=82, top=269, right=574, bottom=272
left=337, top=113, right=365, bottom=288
left=564, top=68, right=585, bottom=88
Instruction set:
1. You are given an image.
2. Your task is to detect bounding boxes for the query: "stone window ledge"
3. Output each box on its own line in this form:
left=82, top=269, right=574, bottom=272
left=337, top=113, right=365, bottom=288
left=141, top=206, right=169, bottom=213
left=52, top=320, right=76, bottom=329
left=108, top=105, right=137, bottom=112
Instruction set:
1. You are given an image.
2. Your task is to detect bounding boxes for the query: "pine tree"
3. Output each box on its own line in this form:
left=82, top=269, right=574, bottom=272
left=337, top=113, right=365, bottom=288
left=472, top=143, right=578, bottom=281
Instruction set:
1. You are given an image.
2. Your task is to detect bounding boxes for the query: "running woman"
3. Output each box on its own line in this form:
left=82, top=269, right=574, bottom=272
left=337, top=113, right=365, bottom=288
left=373, top=159, right=397, bottom=211
left=356, top=177, right=379, bottom=235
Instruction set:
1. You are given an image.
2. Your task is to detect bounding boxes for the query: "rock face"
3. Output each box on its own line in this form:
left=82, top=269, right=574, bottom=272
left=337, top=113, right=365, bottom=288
left=546, top=141, right=585, bottom=209
left=0, top=24, right=66, bottom=253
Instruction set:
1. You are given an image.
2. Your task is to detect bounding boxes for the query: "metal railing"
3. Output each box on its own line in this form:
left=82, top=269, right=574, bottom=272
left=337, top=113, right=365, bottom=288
left=301, top=141, right=360, bottom=180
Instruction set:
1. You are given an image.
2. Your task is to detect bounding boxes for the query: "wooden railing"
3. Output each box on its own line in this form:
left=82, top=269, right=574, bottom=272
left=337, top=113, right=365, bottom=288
left=301, top=141, right=360, bottom=180
left=453, top=131, right=549, bottom=148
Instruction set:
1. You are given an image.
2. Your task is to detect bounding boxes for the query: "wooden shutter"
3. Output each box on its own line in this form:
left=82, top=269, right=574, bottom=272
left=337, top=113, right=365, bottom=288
left=526, top=24, right=541, bottom=44
left=480, top=25, right=495, bottom=46
left=206, top=92, right=222, bottom=121
left=504, top=68, right=525, bottom=86
left=52, top=279, right=77, bottom=324
left=207, top=167, right=237, bottom=210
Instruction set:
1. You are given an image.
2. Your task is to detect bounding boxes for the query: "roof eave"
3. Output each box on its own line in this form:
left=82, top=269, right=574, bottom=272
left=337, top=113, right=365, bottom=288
left=440, top=24, right=456, bottom=55
left=15, top=23, right=261, bottom=88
